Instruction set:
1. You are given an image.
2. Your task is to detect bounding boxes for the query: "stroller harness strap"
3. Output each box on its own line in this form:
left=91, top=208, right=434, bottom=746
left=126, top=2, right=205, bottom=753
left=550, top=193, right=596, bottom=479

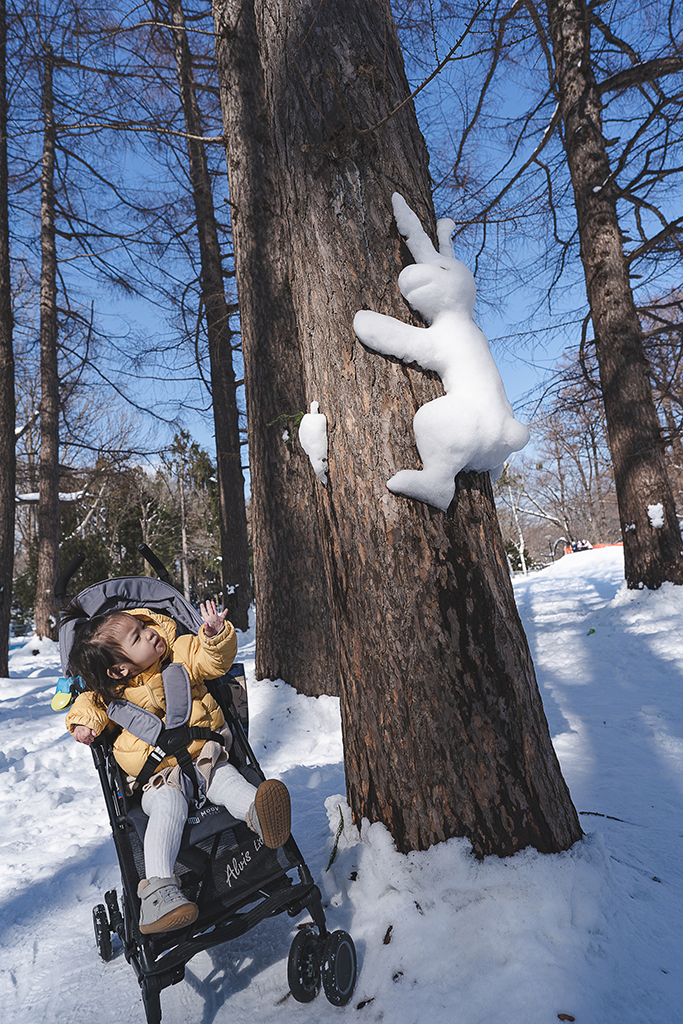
left=106, top=663, right=225, bottom=805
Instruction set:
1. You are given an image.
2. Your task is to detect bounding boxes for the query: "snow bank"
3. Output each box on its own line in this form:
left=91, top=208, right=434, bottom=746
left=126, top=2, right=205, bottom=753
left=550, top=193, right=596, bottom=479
left=321, top=798, right=614, bottom=1023
left=2, top=549, right=683, bottom=1022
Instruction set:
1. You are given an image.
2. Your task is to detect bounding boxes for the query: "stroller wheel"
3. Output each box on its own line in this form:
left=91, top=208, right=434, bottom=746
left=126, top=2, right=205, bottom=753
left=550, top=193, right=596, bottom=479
left=321, top=930, right=357, bottom=1006
left=93, top=904, right=113, bottom=962
left=287, top=928, right=322, bottom=1002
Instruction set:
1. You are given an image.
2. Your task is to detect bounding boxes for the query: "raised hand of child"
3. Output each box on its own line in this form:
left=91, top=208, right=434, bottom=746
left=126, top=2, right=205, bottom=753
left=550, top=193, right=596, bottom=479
left=200, top=599, right=229, bottom=638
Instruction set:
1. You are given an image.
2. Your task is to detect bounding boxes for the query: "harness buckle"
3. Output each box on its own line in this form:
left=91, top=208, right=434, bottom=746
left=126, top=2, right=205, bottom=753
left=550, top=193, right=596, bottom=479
left=162, top=726, right=191, bottom=753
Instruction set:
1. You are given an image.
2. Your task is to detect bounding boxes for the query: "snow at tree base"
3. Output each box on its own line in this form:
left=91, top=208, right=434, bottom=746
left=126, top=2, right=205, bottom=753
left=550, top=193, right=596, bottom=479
left=354, top=194, right=530, bottom=511
left=1, top=545, right=682, bottom=1023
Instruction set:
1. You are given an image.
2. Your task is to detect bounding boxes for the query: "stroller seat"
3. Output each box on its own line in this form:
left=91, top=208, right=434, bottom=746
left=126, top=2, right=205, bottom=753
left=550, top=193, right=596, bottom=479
left=124, top=760, right=263, bottom=853
left=121, top=755, right=299, bottom=935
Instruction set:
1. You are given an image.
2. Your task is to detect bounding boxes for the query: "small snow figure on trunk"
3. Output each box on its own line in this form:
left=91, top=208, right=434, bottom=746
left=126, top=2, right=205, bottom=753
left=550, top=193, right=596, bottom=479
left=353, top=193, right=530, bottom=511
left=298, top=401, right=329, bottom=485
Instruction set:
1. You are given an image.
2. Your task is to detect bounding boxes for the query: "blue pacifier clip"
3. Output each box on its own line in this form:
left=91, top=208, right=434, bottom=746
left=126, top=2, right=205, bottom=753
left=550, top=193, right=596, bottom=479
left=51, top=675, right=86, bottom=711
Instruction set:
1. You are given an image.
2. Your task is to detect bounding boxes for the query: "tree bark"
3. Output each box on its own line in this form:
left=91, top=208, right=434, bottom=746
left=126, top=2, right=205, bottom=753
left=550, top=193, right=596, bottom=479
left=546, top=0, right=683, bottom=589
left=166, top=0, right=252, bottom=629
left=212, top=0, right=339, bottom=695
left=34, top=45, right=60, bottom=641
left=213, top=0, right=582, bottom=857
left=177, top=449, right=191, bottom=600
left=0, top=0, right=14, bottom=674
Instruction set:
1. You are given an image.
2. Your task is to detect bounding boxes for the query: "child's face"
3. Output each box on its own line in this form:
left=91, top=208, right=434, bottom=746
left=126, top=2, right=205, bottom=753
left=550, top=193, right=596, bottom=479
left=107, top=616, right=167, bottom=679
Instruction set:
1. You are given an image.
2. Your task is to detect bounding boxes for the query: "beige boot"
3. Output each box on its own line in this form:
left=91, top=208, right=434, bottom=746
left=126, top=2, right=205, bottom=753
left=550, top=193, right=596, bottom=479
left=137, top=876, right=198, bottom=934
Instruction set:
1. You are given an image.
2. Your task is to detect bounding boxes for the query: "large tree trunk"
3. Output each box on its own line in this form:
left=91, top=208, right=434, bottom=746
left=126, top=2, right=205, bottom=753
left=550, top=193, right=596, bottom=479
left=34, top=45, right=60, bottom=641
left=213, top=0, right=582, bottom=857
left=0, top=0, right=14, bottom=675
left=212, top=0, right=339, bottom=695
left=166, top=0, right=252, bottom=630
left=547, top=0, right=683, bottom=589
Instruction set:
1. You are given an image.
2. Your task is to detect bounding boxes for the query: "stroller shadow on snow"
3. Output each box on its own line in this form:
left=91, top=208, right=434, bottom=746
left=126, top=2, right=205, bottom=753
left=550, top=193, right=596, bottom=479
left=54, top=548, right=358, bottom=1024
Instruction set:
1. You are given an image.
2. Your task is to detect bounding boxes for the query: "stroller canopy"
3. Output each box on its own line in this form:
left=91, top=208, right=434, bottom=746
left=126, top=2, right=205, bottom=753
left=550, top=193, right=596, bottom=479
left=59, top=576, right=203, bottom=674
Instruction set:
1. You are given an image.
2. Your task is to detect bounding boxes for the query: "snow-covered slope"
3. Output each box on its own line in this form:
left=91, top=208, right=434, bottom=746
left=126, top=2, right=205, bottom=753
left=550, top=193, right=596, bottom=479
left=1, top=547, right=681, bottom=1023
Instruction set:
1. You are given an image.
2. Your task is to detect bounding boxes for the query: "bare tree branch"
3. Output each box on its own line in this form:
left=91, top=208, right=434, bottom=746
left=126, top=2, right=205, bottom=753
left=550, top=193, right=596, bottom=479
left=600, top=56, right=683, bottom=95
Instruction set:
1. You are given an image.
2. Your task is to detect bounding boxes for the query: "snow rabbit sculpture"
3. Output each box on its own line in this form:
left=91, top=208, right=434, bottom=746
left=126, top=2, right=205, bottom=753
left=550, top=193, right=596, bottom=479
left=353, top=193, right=530, bottom=511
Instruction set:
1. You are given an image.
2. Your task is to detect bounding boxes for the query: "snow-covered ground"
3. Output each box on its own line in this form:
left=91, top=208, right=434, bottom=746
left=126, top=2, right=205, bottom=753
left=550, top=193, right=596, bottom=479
left=1, top=546, right=682, bottom=1023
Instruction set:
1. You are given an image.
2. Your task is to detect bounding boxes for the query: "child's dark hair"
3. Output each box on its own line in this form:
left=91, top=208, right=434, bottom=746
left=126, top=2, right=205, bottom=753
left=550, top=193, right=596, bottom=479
left=62, top=599, right=133, bottom=706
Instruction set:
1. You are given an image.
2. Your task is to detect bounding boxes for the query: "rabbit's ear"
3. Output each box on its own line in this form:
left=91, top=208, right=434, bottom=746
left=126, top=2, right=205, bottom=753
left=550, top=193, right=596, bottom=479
left=436, top=217, right=456, bottom=260
left=392, top=192, right=440, bottom=264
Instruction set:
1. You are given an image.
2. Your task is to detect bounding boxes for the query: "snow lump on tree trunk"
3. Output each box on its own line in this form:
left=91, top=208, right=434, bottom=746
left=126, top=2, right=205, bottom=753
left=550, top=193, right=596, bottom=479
left=298, top=401, right=329, bottom=485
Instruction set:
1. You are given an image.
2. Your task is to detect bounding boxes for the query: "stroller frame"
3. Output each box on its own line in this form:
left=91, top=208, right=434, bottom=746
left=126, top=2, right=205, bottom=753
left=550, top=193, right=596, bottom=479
left=56, top=547, right=357, bottom=1023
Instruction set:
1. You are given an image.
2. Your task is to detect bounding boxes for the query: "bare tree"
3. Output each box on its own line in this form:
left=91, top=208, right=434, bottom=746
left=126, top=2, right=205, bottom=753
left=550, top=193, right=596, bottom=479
left=641, top=290, right=683, bottom=509
left=6, top=1, right=244, bottom=633
left=0, top=0, right=14, bottom=672
left=211, top=0, right=339, bottom=695
left=33, top=41, right=60, bottom=639
left=161, top=0, right=252, bottom=628
left=495, top=352, right=620, bottom=560
left=444, top=0, right=683, bottom=589
left=547, top=0, right=682, bottom=585
left=44, top=1, right=256, bottom=626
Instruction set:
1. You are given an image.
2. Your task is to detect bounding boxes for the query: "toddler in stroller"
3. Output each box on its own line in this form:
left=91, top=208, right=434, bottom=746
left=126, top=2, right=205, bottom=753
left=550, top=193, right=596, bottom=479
left=54, top=548, right=356, bottom=1023
left=64, top=596, right=291, bottom=935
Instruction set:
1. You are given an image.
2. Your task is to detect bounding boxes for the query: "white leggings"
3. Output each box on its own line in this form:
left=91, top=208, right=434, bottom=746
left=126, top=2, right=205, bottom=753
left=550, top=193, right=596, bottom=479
left=141, top=762, right=258, bottom=879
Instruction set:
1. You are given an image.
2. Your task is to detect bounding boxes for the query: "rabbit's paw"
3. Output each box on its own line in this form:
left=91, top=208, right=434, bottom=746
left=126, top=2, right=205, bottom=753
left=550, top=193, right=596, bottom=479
left=354, top=309, right=424, bottom=362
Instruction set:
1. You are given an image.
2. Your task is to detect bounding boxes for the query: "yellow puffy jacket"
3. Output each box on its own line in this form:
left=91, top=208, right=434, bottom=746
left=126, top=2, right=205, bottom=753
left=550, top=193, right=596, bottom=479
left=65, top=608, right=237, bottom=779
